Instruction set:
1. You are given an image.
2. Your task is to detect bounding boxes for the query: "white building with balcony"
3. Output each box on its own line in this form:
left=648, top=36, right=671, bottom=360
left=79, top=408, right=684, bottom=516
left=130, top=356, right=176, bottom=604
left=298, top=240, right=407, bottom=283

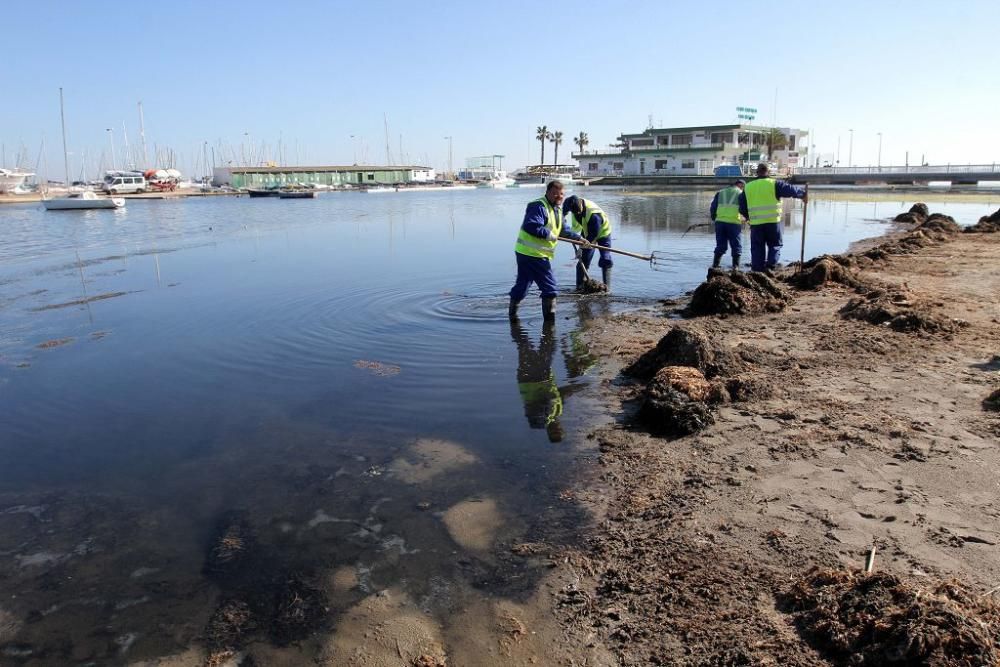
left=573, top=124, right=808, bottom=177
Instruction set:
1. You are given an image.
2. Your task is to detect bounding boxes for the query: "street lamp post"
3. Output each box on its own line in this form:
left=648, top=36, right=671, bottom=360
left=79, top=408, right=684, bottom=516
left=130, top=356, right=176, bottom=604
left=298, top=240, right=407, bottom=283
left=443, top=136, right=453, bottom=180
left=848, top=129, right=854, bottom=168
left=106, top=128, right=117, bottom=171
left=877, top=132, right=883, bottom=171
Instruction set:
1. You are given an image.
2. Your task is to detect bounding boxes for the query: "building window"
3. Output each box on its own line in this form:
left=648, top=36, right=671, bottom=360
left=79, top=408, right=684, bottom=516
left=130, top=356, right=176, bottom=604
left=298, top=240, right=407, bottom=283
left=631, top=138, right=654, bottom=147
left=710, top=132, right=734, bottom=144
left=367, top=173, right=375, bottom=181
left=788, top=135, right=796, bottom=150
left=672, top=134, right=692, bottom=145
left=612, top=162, right=624, bottom=170
left=656, top=136, right=670, bottom=145
left=681, top=160, right=695, bottom=169
left=654, top=159, right=669, bottom=169
left=588, top=163, right=599, bottom=170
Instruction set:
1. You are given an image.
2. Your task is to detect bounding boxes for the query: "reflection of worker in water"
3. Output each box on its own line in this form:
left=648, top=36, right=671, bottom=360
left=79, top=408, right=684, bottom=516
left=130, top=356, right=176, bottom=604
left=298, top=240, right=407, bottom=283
left=510, top=321, right=564, bottom=442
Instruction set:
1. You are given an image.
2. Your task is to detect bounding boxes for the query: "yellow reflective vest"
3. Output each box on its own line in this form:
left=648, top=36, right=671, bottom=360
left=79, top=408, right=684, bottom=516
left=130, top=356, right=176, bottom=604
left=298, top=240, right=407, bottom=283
left=715, top=186, right=742, bottom=224
left=571, top=199, right=613, bottom=239
left=515, top=197, right=561, bottom=259
left=744, top=178, right=781, bottom=225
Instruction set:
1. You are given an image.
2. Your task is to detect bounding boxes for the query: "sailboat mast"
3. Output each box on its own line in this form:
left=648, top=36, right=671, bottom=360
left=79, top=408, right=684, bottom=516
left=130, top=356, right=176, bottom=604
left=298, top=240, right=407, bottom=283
left=122, top=121, right=131, bottom=170
left=138, top=101, right=148, bottom=169
left=59, top=87, right=70, bottom=185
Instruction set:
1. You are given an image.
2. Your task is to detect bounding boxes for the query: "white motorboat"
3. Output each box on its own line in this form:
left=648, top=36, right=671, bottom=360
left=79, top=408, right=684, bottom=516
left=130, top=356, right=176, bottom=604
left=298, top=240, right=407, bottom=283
left=0, top=168, right=35, bottom=193
left=43, top=190, right=125, bottom=210
left=475, top=171, right=515, bottom=188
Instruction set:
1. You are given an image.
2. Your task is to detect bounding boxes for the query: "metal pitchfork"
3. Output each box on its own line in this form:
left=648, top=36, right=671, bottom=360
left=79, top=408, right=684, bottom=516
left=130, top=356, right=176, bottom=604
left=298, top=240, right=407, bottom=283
left=561, top=238, right=671, bottom=272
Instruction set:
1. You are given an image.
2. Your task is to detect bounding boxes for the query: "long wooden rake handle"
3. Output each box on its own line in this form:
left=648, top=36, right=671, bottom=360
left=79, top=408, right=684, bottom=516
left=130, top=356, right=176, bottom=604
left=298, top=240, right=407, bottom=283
left=561, top=238, right=652, bottom=262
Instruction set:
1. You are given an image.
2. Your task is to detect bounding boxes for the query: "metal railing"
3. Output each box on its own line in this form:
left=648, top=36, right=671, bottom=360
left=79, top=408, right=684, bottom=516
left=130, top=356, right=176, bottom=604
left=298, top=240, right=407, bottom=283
left=793, top=164, right=1000, bottom=175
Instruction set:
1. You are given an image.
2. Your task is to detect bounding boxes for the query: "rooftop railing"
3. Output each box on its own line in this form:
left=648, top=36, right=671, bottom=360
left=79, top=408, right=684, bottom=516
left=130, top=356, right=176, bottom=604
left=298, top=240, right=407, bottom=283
left=793, top=164, right=1000, bottom=175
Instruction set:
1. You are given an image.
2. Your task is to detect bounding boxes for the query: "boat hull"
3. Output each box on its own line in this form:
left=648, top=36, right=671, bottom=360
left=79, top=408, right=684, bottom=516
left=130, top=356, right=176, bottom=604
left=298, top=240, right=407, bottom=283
left=248, top=189, right=281, bottom=198
left=278, top=191, right=317, bottom=199
left=43, top=197, right=124, bottom=210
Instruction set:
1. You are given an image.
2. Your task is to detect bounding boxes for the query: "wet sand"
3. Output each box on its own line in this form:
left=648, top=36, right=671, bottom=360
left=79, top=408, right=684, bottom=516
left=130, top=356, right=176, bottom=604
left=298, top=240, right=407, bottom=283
left=559, top=212, right=1000, bottom=663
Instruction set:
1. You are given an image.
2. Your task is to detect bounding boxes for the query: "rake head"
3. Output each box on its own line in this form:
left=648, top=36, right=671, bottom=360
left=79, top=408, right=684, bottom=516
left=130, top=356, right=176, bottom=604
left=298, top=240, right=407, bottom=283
left=650, top=251, right=672, bottom=272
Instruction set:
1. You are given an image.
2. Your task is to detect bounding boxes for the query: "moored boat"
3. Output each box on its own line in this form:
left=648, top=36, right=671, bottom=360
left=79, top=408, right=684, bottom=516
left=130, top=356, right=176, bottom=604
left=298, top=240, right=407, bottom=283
left=248, top=188, right=281, bottom=197
left=278, top=190, right=316, bottom=199
left=43, top=190, right=125, bottom=210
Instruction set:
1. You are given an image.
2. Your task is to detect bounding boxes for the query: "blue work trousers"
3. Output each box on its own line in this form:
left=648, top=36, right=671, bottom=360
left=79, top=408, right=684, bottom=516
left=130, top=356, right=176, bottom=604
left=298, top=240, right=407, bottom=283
left=750, top=223, right=783, bottom=271
left=510, top=252, right=557, bottom=301
left=578, top=236, right=614, bottom=270
left=713, top=223, right=742, bottom=259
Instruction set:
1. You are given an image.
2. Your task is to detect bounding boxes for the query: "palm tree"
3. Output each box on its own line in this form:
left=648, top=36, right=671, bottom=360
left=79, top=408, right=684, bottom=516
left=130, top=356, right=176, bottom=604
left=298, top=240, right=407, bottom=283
left=551, top=131, right=563, bottom=165
left=536, top=126, right=548, bottom=165
left=573, top=131, right=589, bottom=154
left=765, top=128, right=788, bottom=156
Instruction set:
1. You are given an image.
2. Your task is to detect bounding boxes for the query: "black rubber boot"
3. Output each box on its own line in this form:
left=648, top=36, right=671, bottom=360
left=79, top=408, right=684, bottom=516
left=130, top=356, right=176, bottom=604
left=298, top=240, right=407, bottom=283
left=732, top=254, right=742, bottom=270
left=541, top=296, right=556, bottom=322
left=575, top=263, right=586, bottom=290
left=712, top=251, right=723, bottom=268
left=508, top=298, right=520, bottom=321
left=601, top=267, right=612, bottom=291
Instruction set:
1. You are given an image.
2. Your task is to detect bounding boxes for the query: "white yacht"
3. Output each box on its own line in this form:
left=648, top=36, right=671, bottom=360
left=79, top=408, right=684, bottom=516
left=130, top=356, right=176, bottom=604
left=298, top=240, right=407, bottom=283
left=0, top=168, right=35, bottom=193
left=43, top=190, right=125, bottom=210
left=475, top=170, right=515, bottom=188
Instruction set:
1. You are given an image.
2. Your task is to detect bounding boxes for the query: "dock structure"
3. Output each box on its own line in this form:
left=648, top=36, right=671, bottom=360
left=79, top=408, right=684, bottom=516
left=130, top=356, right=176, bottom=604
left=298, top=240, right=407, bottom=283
left=212, top=165, right=435, bottom=189
left=788, top=164, right=1000, bottom=185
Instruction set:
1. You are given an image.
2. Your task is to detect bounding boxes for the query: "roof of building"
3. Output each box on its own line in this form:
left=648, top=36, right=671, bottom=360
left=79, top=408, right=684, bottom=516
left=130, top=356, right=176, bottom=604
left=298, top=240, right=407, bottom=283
left=218, top=165, right=432, bottom=173
left=619, top=124, right=790, bottom=139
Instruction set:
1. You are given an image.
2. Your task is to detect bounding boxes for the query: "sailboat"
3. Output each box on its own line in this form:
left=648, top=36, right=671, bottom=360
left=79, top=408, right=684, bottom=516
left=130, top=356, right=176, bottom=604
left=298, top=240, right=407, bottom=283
left=43, top=87, right=125, bottom=211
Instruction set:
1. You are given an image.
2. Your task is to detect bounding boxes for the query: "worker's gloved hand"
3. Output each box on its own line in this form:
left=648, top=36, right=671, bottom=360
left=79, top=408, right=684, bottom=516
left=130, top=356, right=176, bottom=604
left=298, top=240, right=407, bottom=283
left=547, top=231, right=558, bottom=242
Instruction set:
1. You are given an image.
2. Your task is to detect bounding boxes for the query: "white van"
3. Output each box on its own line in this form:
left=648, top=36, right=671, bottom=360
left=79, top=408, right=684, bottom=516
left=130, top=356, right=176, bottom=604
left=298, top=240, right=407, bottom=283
left=103, top=174, right=146, bottom=194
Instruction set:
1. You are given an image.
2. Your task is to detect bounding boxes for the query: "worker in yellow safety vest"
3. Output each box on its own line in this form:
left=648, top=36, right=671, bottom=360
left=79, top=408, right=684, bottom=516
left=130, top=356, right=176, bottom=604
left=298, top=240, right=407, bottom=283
left=709, top=179, right=745, bottom=269
left=562, top=195, right=614, bottom=290
left=739, top=163, right=807, bottom=272
left=509, top=180, right=585, bottom=321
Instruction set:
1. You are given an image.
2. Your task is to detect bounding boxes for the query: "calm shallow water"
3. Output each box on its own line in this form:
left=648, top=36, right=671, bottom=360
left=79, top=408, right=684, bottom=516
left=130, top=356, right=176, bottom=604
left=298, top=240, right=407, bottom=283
left=0, top=188, right=995, bottom=662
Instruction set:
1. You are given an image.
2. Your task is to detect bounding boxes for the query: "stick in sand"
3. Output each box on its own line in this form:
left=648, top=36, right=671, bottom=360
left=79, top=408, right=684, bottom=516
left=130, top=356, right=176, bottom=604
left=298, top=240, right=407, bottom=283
left=864, top=544, right=877, bottom=574
left=798, top=183, right=809, bottom=273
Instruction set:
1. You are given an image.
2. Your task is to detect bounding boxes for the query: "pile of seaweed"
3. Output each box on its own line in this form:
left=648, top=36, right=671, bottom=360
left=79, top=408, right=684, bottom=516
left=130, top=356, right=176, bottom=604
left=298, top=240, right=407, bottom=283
left=966, top=207, right=1000, bottom=234
left=579, top=276, right=608, bottom=294
left=625, top=326, right=772, bottom=436
left=787, top=254, right=868, bottom=290
left=202, top=513, right=328, bottom=659
left=782, top=568, right=1000, bottom=666
left=686, top=269, right=790, bottom=317
left=840, top=286, right=960, bottom=335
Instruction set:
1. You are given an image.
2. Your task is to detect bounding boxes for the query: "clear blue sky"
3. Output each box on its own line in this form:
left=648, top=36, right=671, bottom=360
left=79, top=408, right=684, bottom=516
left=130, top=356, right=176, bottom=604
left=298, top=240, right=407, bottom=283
left=3, top=0, right=998, bottom=179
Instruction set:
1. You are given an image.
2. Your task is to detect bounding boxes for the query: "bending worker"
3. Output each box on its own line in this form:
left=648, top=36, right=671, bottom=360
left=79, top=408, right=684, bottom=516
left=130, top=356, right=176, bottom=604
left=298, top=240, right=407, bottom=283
left=562, top=195, right=614, bottom=290
left=709, top=178, right=745, bottom=269
left=739, top=163, right=807, bottom=272
left=509, top=180, right=584, bottom=322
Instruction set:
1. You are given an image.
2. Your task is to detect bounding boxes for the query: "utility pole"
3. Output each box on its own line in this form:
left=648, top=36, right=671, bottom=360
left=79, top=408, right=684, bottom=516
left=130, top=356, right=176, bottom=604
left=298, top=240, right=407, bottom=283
left=877, top=132, right=883, bottom=170
left=443, top=136, right=453, bottom=180
left=106, top=128, right=117, bottom=171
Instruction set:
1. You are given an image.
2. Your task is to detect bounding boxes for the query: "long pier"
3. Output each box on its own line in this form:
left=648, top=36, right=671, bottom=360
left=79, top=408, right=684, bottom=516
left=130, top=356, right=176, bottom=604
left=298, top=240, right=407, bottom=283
left=590, top=163, right=1000, bottom=188
left=788, top=164, right=1000, bottom=185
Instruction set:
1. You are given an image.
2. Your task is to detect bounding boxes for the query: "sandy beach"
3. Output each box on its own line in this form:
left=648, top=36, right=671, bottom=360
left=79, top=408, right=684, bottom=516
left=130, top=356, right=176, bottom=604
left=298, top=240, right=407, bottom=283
left=550, top=208, right=1000, bottom=664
